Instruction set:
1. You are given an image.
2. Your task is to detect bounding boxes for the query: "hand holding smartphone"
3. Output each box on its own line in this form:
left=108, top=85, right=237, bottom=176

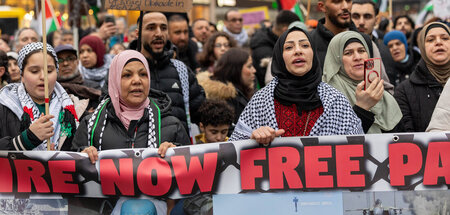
left=364, top=58, right=381, bottom=90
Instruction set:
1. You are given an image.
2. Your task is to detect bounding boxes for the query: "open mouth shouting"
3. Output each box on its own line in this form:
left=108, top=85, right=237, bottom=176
left=151, top=39, right=165, bottom=50
left=292, top=58, right=306, bottom=67
left=129, top=88, right=144, bottom=96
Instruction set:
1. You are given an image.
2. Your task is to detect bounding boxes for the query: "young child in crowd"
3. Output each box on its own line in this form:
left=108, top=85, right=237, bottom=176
left=195, top=99, right=235, bottom=144
left=172, top=100, right=234, bottom=215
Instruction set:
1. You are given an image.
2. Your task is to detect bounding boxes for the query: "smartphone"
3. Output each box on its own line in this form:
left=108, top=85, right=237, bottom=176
left=104, top=15, right=115, bottom=24
left=364, top=58, right=381, bottom=90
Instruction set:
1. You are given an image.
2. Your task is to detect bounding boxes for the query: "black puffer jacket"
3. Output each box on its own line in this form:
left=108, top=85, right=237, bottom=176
left=72, top=89, right=190, bottom=151
left=394, top=60, right=443, bottom=132
left=250, top=27, right=278, bottom=87
left=147, top=41, right=205, bottom=132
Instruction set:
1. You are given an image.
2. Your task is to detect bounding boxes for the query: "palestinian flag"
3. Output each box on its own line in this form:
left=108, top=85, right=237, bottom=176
left=38, top=0, right=61, bottom=34
left=277, top=0, right=305, bottom=22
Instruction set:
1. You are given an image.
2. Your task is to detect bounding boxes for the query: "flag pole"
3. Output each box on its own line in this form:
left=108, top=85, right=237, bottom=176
left=306, top=0, right=311, bottom=21
left=41, top=0, right=51, bottom=151
left=389, top=0, right=392, bottom=20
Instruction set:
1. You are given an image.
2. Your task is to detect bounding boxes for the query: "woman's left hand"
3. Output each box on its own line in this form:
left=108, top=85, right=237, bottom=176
left=158, top=142, right=176, bottom=158
left=355, top=78, right=384, bottom=111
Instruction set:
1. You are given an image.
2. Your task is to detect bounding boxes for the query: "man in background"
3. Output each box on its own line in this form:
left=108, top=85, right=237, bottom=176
left=393, top=15, right=415, bottom=41
left=138, top=12, right=205, bottom=134
left=192, top=18, right=211, bottom=52
left=54, top=44, right=100, bottom=112
left=168, top=15, right=199, bottom=71
left=351, top=0, right=396, bottom=81
left=310, top=0, right=354, bottom=68
left=223, top=9, right=248, bottom=47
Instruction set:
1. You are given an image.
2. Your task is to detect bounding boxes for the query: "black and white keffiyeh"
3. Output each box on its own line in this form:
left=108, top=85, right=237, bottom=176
left=18, top=42, right=59, bottom=74
left=86, top=98, right=160, bottom=150
left=2, top=42, right=79, bottom=150
left=170, top=59, right=193, bottom=141
left=230, top=78, right=364, bottom=141
left=0, top=82, right=78, bottom=150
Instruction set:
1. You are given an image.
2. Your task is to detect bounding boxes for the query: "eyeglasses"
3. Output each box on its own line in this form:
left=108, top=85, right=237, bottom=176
left=58, top=56, right=77, bottom=64
left=229, top=18, right=243, bottom=23
left=214, top=43, right=230, bottom=48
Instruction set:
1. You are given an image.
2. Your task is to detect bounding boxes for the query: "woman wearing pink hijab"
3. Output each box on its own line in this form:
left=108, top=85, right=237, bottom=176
left=72, top=50, right=189, bottom=214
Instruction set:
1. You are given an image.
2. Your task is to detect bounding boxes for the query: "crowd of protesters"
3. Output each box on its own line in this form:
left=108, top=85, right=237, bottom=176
left=0, top=0, right=449, bottom=213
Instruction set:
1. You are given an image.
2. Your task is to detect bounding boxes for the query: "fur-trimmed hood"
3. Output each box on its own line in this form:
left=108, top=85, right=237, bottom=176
left=196, top=72, right=237, bottom=100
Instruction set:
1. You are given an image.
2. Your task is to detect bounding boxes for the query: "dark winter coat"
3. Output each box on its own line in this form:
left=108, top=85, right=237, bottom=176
left=388, top=48, right=421, bottom=87
left=146, top=41, right=205, bottom=132
left=394, top=60, right=443, bottom=132
left=250, top=27, right=278, bottom=87
left=175, top=39, right=199, bottom=72
left=72, top=89, right=190, bottom=151
left=0, top=104, right=76, bottom=151
left=196, top=72, right=248, bottom=124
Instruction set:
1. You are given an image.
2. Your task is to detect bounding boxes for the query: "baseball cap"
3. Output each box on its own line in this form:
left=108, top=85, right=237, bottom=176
left=54, top=44, right=77, bottom=56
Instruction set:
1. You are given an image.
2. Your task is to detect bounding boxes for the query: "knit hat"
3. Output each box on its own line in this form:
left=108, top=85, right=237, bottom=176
left=54, top=44, right=77, bottom=57
left=383, top=30, right=408, bottom=50
left=17, top=42, right=58, bottom=74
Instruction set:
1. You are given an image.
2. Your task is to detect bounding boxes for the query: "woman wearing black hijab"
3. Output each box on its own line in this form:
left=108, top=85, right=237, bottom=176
left=230, top=27, right=363, bottom=144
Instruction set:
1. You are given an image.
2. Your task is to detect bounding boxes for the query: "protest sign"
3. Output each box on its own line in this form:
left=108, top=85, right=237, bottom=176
left=0, top=132, right=449, bottom=213
left=104, top=0, right=193, bottom=12
left=239, top=6, right=270, bottom=29
left=432, top=0, right=450, bottom=20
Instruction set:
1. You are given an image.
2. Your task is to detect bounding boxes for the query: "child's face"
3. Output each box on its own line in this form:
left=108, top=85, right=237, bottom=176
left=202, top=124, right=229, bottom=143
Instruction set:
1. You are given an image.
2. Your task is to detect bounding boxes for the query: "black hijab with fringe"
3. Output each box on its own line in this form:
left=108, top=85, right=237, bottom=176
left=271, top=27, right=322, bottom=112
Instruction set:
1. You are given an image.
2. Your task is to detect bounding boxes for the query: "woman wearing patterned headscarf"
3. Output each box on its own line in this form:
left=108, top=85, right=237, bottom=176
left=0, top=42, right=79, bottom=151
left=78, top=35, right=112, bottom=89
left=230, top=27, right=363, bottom=145
left=323, top=31, right=402, bottom=134
left=394, top=22, right=450, bottom=132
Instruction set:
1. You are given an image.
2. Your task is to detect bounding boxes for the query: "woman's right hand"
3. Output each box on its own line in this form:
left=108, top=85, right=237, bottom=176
left=355, top=78, right=384, bottom=111
left=251, top=126, right=285, bottom=146
left=82, top=146, right=99, bottom=164
left=28, top=114, right=55, bottom=141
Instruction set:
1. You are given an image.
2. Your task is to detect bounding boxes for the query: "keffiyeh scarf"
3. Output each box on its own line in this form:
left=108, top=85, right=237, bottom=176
left=0, top=83, right=79, bottom=150
left=223, top=26, right=248, bottom=47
